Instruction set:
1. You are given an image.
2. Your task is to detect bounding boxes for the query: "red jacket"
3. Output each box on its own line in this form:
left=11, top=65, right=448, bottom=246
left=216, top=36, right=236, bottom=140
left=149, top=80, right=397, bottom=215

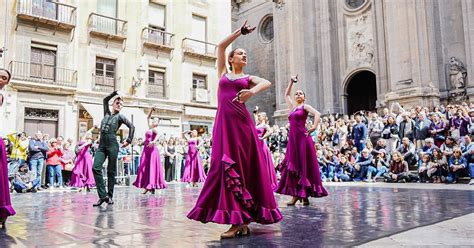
left=46, top=148, right=63, bottom=166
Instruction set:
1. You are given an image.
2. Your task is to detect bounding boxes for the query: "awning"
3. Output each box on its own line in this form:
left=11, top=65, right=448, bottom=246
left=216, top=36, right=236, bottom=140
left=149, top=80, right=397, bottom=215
left=120, top=107, right=149, bottom=139
left=81, top=103, right=104, bottom=126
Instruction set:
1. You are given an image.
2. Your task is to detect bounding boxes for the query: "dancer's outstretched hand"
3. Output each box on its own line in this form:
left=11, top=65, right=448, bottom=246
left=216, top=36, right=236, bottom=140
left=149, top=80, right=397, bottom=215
left=240, top=20, right=256, bottom=35
left=232, top=89, right=255, bottom=103
left=291, top=74, right=299, bottom=83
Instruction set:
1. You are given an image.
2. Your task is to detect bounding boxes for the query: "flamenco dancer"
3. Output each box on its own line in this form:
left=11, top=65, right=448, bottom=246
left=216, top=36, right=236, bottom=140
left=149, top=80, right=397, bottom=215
left=274, top=75, right=328, bottom=205
left=0, top=68, right=15, bottom=229
left=181, top=130, right=207, bottom=187
left=92, top=91, right=135, bottom=207
left=187, top=21, right=282, bottom=238
left=70, top=130, right=95, bottom=192
left=253, top=107, right=277, bottom=188
left=133, top=107, right=167, bottom=194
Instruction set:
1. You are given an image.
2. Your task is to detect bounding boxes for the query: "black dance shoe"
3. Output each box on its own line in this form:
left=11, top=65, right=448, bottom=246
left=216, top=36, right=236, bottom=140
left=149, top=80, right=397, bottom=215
left=93, top=197, right=109, bottom=207
left=107, top=198, right=114, bottom=205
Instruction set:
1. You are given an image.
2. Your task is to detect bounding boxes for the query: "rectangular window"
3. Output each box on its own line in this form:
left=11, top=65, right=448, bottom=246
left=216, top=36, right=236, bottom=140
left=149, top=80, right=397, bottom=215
left=95, top=57, right=116, bottom=88
left=190, top=15, right=207, bottom=53
left=30, top=45, right=56, bottom=80
left=192, top=74, right=207, bottom=89
left=148, top=3, right=166, bottom=45
left=97, top=0, right=117, bottom=34
left=32, top=0, right=57, bottom=20
left=148, top=67, right=166, bottom=99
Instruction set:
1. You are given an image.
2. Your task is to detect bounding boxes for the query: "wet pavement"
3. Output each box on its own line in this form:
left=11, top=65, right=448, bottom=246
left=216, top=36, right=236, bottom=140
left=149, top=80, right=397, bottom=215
left=1, top=183, right=473, bottom=247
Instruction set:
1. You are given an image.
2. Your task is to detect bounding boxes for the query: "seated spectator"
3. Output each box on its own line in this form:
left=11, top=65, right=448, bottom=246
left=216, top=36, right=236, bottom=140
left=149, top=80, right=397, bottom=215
left=447, top=147, right=468, bottom=184
left=321, top=150, right=337, bottom=182
left=373, top=149, right=390, bottom=181
left=372, top=139, right=387, bottom=155
left=461, top=135, right=474, bottom=156
left=398, top=137, right=417, bottom=167
left=440, top=136, right=456, bottom=158
left=46, top=138, right=64, bottom=189
left=429, top=148, right=448, bottom=183
left=334, top=155, right=352, bottom=182
left=353, top=149, right=375, bottom=182
left=14, top=163, right=40, bottom=193
left=384, top=151, right=410, bottom=183
left=418, top=153, right=432, bottom=183
left=418, top=138, right=437, bottom=157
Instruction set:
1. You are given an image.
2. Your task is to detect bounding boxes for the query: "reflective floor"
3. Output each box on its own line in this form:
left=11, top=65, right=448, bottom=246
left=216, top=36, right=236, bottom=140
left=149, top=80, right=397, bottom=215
left=1, top=183, right=473, bottom=247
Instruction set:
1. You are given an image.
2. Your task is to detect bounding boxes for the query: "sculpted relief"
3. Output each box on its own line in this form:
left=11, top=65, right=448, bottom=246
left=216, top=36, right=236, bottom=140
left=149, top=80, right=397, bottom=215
left=448, top=57, right=467, bottom=90
left=347, top=13, right=374, bottom=68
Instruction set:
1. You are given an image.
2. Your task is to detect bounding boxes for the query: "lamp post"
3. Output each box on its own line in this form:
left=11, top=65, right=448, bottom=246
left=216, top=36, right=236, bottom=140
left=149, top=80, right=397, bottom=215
left=131, top=65, right=145, bottom=95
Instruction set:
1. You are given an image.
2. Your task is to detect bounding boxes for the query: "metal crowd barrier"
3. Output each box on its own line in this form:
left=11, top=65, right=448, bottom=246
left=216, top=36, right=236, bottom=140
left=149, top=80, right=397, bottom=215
left=100, top=155, right=141, bottom=186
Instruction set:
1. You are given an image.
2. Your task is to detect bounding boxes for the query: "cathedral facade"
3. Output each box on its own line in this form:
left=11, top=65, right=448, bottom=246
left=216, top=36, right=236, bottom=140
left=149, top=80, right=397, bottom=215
left=232, top=0, right=473, bottom=121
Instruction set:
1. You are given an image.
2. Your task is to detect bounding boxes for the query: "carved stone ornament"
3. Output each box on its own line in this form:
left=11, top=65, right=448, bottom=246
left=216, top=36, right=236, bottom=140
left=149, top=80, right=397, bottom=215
left=347, top=14, right=374, bottom=67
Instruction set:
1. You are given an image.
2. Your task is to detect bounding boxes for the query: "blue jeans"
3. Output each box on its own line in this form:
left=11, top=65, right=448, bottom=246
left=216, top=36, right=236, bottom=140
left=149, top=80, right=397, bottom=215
left=367, top=166, right=377, bottom=179
left=14, top=178, right=40, bottom=193
left=337, top=173, right=351, bottom=181
left=48, top=164, right=63, bottom=187
left=326, top=165, right=335, bottom=180
left=355, top=141, right=365, bottom=153
left=29, top=158, right=45, bottom=183
left=469, top=163, right=474, bottom=179
left=375, top=166, right=389, bottom=178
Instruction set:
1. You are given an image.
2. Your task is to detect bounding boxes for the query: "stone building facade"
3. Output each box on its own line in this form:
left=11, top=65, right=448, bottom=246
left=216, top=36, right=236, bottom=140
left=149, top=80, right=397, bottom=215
left=0, top=0, right=231, bottom=140
left=232, top=0, right=473, bottom=122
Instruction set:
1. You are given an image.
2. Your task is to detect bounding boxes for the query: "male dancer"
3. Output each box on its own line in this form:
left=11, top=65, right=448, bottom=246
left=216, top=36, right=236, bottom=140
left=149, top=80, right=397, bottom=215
left=93, top=91, right=134, bottom=207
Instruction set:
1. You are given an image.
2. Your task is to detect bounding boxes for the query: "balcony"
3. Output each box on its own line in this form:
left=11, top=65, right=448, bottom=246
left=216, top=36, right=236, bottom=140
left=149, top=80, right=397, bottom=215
left=142, top=27, right=174, bottom=54
left=88, top=13, right=127, bottom=50
left=8, top=61, right=77, bottom=90
left=182, top=38, right=217, bottom=62
left=16, top=0, right=77, bottom=32
left=93, top=75, right=116, bottom=93
left=191, top=88, right=210, bottom=104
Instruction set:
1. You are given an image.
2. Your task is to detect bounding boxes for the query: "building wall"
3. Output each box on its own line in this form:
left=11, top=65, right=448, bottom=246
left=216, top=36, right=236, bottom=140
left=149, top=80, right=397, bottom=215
left=0, top=0, right=231, bottom=140
left=233, top=0, right=474, bottom=122
left=231, top=0, right=276, bottom=122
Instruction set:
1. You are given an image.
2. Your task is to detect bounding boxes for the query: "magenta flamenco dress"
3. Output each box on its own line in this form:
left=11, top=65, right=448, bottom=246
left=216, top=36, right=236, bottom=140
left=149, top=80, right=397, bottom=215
left=256, top=126, right=277, bottom=188
left=274, top=105, right=328, bottom=198
left=0, top=137, right=16, bottom=221
left=187, top=75, right=282, bottom=225
left=133, top=130, right=167, bottom=190
left=70, top=141, right=95, bottom=188
left=182, top=139, right=207, bottom=183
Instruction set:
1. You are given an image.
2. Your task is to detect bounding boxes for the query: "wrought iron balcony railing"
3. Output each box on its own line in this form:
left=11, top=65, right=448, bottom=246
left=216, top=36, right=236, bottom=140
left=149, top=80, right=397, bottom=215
left=93, top=75, right=116, bottom=93
left=88, top=13, right=127, bottom=38
left=142, top=27, right=174, bottom=49
left=182, top=38, right=217, bottom=59
left=16, top=0, right=77, bottom=30
left=191, top=88, right=210, bottom=104
left=9, top=61, right=77, bottom=88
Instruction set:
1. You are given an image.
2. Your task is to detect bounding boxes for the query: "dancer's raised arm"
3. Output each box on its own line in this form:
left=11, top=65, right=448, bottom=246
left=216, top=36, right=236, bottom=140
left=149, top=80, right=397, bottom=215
left=217, top=21, right=255, bottom=77
left=285, top=75, right=298, bottom=110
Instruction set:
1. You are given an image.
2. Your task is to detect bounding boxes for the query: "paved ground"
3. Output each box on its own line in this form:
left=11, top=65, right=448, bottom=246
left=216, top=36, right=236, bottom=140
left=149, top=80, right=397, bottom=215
left=1, top=182, right=473, bottom=247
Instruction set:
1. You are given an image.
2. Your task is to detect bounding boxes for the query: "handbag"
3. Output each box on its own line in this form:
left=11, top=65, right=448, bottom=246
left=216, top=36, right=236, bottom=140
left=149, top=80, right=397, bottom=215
left=64, top=163, right=75, bottom=171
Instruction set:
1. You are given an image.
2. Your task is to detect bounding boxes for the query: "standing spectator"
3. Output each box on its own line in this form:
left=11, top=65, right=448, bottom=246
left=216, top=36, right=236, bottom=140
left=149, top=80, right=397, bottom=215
left=398, top=112, right=415, bottom=141
left=351, top=113, right=367, bottom=152
left=164, top=139, right=176, bottom=182
left=382, top=115, right=399, bottom=153
left=60, top=142, right=76, bottom=186
left=368, top=113, right=384, bottom=147
left=334, top=118, right=348, bottom=149
left=46, top=138, right=63, bottom=188
left=6, top=132, right=29, bottom=165
left=28, top=131, right=48, bottom=187
left=429, top=113, right=447, bottom=148
left=449, top=108, right=470, bottom=141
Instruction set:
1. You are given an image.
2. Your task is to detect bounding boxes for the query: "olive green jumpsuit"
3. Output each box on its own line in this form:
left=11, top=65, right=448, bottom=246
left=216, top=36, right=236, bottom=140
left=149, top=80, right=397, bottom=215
left=92, top=91, right=135, bottom=200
